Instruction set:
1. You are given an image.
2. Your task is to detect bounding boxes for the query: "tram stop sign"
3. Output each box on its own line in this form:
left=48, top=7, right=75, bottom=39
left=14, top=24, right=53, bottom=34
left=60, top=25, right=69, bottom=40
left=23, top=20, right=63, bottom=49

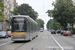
left=67, top=24, right=70, bottom=28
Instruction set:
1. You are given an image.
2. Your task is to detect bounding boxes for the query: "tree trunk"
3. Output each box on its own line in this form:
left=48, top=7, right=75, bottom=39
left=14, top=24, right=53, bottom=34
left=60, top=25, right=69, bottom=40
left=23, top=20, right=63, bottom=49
left=72, top=23, right=73, bottom=30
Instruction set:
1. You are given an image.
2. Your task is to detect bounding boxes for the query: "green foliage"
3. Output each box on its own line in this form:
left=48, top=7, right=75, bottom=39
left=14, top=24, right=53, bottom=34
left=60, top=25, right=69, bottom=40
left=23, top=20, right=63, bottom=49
left=9, top=17, right=12, bottom=21
left=17, top=4, right=38, bottom=20
left=0, top=0, right=3, bottom=2
left=0, top=0, right=5, bottom=22
left=46, top=19, right=62, bottom=30
left=11, top=4, right=38, bottom=20
left=10, top=8, right=19, bottom=15
left=46, top=0, right=75, bottom=30
left=36, top=19, right=44, bottom=29
left=0, top=16, right=5, bottom=22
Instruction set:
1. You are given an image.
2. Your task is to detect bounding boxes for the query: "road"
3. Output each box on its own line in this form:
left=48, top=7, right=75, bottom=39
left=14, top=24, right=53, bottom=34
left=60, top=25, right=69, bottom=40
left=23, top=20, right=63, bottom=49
left=0, top=31, right=75, bottom=50
left=0, top=38, right=12, bottom=46
left=52, top=34, right=75, bottom=50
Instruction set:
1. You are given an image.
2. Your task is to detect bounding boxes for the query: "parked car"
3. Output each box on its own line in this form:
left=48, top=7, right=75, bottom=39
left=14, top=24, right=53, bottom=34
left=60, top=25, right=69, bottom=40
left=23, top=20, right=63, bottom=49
left=63, top=31, right=72, bottom=36
left=71, top=30, right=75, bottom=34
left=7, top=31, right=11, bottom=37
left=56, top=30, right=61, bottom=33
left=0, top=31, right=8, bottom=38
left=60, top=30, right=64, bottom=35
left=51, top=30, right=56, bottom=34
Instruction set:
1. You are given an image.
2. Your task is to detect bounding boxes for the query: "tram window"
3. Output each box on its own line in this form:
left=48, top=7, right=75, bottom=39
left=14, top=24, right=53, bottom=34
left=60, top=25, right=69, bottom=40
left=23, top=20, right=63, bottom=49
left=29, top=22, right=31, bottom=33
left=28, top=22, right=30, bottom=32
left=35, top=25, right=36, bottom=32
left=32, top=23, right=34, bottom=33
left=34, top=24, right=36, bottom=32
left=12, top=22, right=27, bottom=32
left=33, top=24, right=34, bottom=32
left=30, top=23, right=33, bottom=33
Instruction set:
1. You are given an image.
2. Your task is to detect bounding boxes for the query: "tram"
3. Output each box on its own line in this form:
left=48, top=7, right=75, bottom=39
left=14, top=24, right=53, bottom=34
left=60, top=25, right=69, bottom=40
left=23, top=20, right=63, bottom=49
left=11, top=15, right=38, bottom=41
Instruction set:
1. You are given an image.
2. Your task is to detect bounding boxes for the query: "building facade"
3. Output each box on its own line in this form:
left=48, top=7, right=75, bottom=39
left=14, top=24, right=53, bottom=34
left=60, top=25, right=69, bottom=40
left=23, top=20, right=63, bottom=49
left=3, top=0, right=15, bottom=31
left=14, top=0, right=19, bottom=8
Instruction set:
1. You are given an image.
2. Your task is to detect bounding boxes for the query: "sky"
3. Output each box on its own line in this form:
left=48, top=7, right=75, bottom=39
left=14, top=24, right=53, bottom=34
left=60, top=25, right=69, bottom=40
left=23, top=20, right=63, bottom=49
left=16, top=0, right=55, bottom=29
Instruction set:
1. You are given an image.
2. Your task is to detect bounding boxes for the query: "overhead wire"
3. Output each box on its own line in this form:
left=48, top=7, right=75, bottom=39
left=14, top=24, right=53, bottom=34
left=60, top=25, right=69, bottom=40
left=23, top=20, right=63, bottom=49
left=43, top=0, right=45, bottom=12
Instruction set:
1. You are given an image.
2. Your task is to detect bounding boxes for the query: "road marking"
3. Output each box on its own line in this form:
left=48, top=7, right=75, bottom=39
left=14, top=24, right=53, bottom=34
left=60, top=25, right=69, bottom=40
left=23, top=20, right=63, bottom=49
left=38, top=37, right=49, bottom=38
left=31, top=33, right=44, bottom=50
left=45, top=46, right=60, bottom=50
left=42, top=37, right=48, bottom=38
left=50, top=33, right=64, bottom=50
left=0, top=41, right=12, bottom=47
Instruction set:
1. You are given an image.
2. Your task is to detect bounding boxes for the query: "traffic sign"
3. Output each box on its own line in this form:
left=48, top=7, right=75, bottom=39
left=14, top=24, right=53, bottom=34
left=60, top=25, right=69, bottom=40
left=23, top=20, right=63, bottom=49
left=67, top=24, right=70, bottom=28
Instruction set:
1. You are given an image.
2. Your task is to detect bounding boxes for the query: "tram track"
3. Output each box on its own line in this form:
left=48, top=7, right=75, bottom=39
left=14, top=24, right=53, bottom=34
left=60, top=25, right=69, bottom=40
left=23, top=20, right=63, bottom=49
left=0, top=39, right=30, bottom=50
left=31, top=32, right=44, bottom=50
left=14, top=41, right=30, bottom=50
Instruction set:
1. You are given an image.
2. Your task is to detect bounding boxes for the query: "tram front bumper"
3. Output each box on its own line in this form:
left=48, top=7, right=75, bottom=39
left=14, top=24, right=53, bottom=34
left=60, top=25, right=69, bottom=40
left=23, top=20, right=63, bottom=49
left=11, top=36, right=29, bottom=41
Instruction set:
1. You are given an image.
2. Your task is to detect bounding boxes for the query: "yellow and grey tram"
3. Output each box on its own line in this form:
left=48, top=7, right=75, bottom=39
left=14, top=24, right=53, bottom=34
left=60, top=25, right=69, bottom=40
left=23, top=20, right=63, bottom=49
left=11, top=15, right=38, bottom=41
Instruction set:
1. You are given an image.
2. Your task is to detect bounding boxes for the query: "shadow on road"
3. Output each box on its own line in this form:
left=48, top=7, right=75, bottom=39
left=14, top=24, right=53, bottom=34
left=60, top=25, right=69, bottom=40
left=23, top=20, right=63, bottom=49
left=12, top=40, right=30, bottom=43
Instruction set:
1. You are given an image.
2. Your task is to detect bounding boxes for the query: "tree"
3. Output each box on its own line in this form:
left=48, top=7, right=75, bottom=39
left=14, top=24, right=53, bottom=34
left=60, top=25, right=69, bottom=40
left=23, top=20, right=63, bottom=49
left=46, top=0, right=75, bottom=30
left=46, top=19, right=62, bottom=30
left=18, top=4, right=38, bottom=20
left=0, top=0, right=5, bottom=22
left=10, top=8, right=19, bottom=15
left=36, top=19, right=44, bottom=29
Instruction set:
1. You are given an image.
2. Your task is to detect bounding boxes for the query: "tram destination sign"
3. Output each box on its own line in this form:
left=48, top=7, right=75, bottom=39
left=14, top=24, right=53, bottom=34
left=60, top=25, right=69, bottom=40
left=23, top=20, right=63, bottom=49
left=14, top=18, right=24, bottom=21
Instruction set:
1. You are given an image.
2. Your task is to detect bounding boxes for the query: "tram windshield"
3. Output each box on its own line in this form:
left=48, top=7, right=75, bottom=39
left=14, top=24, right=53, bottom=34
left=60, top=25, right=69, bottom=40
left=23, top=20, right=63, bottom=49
left=12, top=17, right=27, bottom=32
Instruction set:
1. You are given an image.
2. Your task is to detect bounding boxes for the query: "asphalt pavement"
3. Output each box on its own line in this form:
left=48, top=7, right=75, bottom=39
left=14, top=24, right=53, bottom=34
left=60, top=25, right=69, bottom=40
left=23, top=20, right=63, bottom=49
left=0, top=31, right=74, bottom=50
left=52, top=33, right=75, bottom=50
left=0, top=31, right=61, bottom=50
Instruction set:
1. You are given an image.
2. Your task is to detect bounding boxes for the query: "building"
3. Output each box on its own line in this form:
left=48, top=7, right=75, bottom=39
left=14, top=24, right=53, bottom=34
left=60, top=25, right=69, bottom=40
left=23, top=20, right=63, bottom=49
left=3, top=0, right=15, bottom=31
left=14, top=0, right=19, bottom=8
left=0, top=0, right=18, bottom=31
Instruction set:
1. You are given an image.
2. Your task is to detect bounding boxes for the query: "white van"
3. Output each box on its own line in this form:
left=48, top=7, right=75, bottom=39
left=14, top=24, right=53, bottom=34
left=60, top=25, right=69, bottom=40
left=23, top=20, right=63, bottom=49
left=40, top=28, right=44, bottom=32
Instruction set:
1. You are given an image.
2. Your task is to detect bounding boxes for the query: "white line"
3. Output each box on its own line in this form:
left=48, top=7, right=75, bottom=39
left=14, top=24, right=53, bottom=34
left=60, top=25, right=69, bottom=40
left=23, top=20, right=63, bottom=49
left=50, top=33, right=64, bottom=50
left=0, top=41, right=12, bottom=47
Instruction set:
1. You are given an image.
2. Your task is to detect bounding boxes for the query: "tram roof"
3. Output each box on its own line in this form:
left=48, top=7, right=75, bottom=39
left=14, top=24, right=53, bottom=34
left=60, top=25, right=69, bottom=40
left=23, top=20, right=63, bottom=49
left=13, top=15, right=37, bottom=24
